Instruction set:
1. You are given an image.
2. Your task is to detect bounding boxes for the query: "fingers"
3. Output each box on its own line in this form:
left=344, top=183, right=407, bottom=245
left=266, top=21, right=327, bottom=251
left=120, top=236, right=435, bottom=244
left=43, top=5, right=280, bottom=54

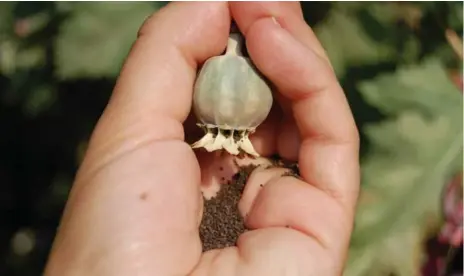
left=238, top=166, right=289, bottom=217
left=245, top=176, right=351, bottom=256
left=45, top=2, right=230, bottom=276
left=230, top=1, right=325, bottom=162
left=233, top=8, right=360, bottom=210
left=81, top=2, right=230, bottom=177
left=229, top=3, right=360, bottom=273
left=235, top=167, right=352, bottom=275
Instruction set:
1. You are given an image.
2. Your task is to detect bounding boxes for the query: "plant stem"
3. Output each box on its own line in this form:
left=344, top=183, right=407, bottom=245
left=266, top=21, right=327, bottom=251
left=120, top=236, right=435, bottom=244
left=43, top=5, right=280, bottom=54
left=225, top=33, right=244, bottom=56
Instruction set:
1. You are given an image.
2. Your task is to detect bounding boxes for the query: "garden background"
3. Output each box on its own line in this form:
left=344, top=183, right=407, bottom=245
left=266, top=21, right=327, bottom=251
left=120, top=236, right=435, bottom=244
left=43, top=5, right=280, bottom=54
left=0, top=2, right=462, bottom=276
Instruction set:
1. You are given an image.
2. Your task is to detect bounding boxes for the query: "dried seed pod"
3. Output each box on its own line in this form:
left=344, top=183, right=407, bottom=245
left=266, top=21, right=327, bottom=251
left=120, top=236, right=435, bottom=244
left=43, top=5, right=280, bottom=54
left=191, top=30, right=273, bottom=157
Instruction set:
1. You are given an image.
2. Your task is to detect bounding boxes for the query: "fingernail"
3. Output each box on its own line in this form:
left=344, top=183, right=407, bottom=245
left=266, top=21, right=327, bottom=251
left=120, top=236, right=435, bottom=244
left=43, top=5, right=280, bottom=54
left=271, top=16, right=281, bottom=27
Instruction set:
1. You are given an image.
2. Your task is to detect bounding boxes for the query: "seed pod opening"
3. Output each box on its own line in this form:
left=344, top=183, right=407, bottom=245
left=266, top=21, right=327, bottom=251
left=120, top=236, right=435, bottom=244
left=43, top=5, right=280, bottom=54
left=191, top=30, right=273, bottom=157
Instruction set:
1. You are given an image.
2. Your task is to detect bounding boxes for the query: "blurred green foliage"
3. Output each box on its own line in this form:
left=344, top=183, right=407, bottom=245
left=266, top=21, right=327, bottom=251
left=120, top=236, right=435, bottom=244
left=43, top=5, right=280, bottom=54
left=0, top=2, right=462, bottom=276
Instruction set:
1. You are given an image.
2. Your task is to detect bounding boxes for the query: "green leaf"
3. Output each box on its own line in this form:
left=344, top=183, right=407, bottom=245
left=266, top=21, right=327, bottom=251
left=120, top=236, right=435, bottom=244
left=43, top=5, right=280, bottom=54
left=344, top=59, right=463, bottom=276
left=314, top=4, right=397, bottom=77
left=0, top=2, right=14, bottom=37
left=0, top=41, right=47, bottom=77
left=0, top=3, right=15, bottom=75
left=359, top=59, right=462, bottom=117
left=346, top=226, right=425, bottom=276
left=448, top=2, right=463, bottom=30
left=54, top=2, right=163, bottom=79
left=0, top=40, right=17, bottom=75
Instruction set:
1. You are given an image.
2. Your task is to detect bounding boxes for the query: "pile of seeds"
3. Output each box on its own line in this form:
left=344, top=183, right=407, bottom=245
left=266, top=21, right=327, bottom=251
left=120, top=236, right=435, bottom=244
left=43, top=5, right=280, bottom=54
left=199, top=165, right=255, bottom=251
left=199, top=157, right=300, bottom=251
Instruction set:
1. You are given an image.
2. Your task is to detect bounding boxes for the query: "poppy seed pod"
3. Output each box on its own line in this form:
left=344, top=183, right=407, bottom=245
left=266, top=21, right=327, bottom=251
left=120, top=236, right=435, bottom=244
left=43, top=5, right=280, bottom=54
left=191, top=30, right=273, bottom=157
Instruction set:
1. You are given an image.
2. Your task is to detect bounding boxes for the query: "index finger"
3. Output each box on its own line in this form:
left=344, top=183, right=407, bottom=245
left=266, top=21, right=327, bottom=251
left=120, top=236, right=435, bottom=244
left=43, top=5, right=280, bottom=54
left=231, top=3, right=360, bottom=210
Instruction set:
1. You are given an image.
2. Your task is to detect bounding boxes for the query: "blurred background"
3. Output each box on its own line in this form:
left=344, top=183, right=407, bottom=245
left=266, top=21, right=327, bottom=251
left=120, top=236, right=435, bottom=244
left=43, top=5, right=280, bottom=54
left=0, top=2, right=462, bottom=276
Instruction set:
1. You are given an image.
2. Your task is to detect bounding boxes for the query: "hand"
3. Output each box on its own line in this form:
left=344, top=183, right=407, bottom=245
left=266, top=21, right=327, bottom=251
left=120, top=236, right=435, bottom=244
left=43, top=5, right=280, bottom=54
left=44, top=2, right=360, bottom=276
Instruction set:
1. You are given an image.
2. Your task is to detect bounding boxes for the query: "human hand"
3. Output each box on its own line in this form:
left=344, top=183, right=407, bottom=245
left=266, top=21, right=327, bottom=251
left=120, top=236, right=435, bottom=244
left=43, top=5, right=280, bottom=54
left=44, top=2, right=360, bottom=276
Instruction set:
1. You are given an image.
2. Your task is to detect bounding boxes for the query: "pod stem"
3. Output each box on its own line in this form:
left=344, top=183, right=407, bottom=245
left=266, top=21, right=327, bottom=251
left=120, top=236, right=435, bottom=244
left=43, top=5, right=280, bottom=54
left=225, top=32, right=245, bottom=56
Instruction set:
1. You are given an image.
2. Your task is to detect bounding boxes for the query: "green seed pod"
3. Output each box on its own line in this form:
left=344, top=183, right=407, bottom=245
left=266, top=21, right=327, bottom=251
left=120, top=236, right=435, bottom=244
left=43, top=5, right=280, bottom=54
left=191, top=31, right=273, bottom=157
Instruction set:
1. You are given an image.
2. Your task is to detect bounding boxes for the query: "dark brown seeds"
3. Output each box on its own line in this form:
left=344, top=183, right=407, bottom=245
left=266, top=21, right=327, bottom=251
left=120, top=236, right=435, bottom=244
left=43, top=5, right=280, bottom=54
left=199, top=161, right=301, bottom=251
left=199, top=165, right=256, bottom=251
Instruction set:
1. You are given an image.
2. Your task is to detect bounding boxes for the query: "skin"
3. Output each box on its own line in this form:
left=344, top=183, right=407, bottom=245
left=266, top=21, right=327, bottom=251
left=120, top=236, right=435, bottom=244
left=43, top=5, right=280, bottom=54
left=44, top=2, right=360, bottom=276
